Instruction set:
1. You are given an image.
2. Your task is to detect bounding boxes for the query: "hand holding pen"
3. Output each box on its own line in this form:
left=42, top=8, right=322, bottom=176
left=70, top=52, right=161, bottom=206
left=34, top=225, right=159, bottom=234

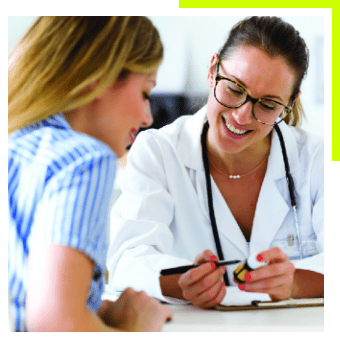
left=165, top=249, right=232, bottom=309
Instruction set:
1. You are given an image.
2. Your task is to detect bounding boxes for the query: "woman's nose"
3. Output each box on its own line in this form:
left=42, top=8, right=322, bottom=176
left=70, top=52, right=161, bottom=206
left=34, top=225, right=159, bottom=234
left=232, top=101, right=254, bottom=125
left=141, top=107, right=153, bottom=128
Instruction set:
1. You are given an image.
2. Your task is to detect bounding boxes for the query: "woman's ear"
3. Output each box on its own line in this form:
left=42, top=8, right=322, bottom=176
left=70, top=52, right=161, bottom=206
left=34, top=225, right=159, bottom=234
left=207, top=53, right=219, bottom=88
left=290, top=91, right=301, bottom=106
left=295, top=91, right=301, bottom=101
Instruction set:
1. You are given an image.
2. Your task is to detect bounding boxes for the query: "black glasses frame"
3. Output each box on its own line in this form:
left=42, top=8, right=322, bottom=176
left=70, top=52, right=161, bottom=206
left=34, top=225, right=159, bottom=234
left=214, top=60, right=294, bottom=126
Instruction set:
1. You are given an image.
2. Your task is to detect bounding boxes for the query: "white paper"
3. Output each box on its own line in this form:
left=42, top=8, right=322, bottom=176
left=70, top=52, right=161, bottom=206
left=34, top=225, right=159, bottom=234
left=221, top=286, right=271, bottom=306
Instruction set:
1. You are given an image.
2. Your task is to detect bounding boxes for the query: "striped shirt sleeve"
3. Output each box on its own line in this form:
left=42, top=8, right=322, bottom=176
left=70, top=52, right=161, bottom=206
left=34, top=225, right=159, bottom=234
left=29, top=150, right=116, bottom=291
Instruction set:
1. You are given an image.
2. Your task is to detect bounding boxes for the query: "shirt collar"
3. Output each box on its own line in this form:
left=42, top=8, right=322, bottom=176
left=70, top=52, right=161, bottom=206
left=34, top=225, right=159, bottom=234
left=43, top=112, right=71, bottom=130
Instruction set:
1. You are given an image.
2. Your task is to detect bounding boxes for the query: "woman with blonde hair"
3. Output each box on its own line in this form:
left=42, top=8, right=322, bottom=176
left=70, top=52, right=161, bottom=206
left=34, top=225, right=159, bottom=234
left=8, top=16, right=172, bottom=331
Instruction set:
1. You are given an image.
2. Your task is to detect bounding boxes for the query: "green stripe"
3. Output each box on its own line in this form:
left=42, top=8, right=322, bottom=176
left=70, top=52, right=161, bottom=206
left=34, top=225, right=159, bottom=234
left=1, top=0, right=179, bottom=8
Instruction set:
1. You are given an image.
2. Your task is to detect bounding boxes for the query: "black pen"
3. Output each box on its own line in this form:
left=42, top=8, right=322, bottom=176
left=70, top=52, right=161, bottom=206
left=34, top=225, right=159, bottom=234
left=160, top=260, right=241, bottom=276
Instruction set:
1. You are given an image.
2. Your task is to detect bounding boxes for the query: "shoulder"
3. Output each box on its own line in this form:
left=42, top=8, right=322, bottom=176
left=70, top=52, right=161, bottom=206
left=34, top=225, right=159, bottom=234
left=278, top=123, right=323, bottom=162
left=283, top=125, right=324, bottom=193
left=130, top=106, right=206, bottom=158
left=9, top=115, right=117, bottom=183
left=291, top=126, right=323, bottom=151
left=138, top=114, right=191, bottom=144
left=289, top=126, right=324, bottom=165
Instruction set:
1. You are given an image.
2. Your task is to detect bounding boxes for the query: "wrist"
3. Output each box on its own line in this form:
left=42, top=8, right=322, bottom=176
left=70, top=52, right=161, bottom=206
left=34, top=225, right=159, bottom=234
left=159, top=274, right=184, bottom=300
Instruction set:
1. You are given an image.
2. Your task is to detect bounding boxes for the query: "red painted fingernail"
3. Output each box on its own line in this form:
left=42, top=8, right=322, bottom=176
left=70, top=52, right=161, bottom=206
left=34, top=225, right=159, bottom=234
left=211, top=262, right=216, bottom=269
left=238, top=284, right=245, bottom=290
left=210, top=255, right=218, bottom=261
left=257, top=254, right=264, bottom=261
left=222, top=282, right=226, bottom=286
left=244, top=273, right=251, bottom=282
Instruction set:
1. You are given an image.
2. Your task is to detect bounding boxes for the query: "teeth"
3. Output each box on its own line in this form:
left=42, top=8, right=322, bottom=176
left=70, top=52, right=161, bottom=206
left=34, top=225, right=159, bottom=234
left=224, top=119, right=248, bottom=135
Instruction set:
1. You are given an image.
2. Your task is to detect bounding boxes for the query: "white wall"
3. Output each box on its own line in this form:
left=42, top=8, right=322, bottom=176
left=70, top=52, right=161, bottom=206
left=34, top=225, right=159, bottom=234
left=8, top=15, right=324, bottom=136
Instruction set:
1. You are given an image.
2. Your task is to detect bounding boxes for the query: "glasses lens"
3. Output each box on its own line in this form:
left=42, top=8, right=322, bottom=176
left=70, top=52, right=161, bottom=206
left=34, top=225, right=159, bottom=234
left=215, top=79, right=246, bottom=107
left=253, top=100, right=285, bottom=125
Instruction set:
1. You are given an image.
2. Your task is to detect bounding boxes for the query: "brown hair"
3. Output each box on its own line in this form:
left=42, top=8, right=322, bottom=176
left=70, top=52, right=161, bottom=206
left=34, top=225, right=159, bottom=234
left=9, top=16, right=163, bottom=134
left=219, top=16, right=309, bottom=126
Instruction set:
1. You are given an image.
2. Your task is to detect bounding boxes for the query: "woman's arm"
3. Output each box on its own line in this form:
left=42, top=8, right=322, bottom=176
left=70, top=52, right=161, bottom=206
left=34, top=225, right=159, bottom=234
left=291, top=269, right=324, bottom=299
left=27, top=244, right=113, bottom=331
left=27, top=244, right=172, bottom=331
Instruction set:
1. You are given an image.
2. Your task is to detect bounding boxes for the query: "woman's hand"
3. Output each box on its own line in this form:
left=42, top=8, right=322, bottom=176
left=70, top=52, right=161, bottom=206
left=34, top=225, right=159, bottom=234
left=178, top=249, right=226, bottom=309
left=99, top=288, right=173, bottom=332
left=239, top=247, right=295, bottom=301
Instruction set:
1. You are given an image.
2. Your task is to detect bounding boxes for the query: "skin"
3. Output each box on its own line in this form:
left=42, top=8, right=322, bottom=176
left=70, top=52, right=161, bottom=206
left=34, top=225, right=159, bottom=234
left=27, top=71, right=173, bottom=331
left=64, top=71, right=157, bottom=158
left=160, top=46, right=323, bottom=307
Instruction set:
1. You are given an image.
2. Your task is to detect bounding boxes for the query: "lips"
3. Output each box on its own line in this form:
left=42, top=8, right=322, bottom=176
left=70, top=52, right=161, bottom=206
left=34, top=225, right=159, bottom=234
left=129, top=128, right=139, bottom=143
left=222, top=116, right=251, bottom=136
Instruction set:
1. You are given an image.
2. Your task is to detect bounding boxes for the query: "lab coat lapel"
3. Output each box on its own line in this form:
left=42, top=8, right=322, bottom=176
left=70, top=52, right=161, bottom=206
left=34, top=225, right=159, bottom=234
left=177, top=106, right=214, bottom=228
left=250, top=172, right=290, bottom=254
left=250, top=123, right=299, bottom=254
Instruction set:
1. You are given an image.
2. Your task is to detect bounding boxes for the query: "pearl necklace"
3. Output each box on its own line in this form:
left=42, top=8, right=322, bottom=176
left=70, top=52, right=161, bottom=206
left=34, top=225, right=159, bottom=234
left=209, top=153, right=269, bottom=179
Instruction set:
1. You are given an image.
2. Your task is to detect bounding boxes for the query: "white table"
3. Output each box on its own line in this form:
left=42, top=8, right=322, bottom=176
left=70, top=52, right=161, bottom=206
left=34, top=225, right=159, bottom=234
left=162, top=304, right=324, bottom=332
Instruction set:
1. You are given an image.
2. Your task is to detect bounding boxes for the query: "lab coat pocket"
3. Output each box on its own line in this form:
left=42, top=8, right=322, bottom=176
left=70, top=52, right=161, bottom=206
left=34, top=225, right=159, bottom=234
left=271, top=233, right=318, bottom=260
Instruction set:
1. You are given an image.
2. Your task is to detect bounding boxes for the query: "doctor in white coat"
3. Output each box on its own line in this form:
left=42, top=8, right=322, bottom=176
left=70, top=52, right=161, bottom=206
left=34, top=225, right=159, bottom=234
left=107, top=16, right=324, bottom=309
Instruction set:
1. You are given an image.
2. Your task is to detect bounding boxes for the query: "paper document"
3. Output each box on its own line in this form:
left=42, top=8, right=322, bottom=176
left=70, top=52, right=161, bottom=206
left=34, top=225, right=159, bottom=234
left=221, top=286, right=271, bottom=306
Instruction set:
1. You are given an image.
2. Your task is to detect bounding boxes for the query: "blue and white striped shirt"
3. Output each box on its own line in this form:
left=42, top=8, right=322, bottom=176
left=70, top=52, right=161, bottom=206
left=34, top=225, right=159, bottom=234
left=8, top=113, right=117, bottom=331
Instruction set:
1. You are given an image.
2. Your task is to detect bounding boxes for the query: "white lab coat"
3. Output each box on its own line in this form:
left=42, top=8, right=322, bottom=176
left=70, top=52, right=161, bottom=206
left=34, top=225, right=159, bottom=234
left=107, top=106, right=324, bottom=302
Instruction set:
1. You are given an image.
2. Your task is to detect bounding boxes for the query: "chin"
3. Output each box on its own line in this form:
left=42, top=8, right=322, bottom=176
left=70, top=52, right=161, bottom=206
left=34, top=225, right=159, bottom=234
left=115, top=148, right=125, bottom=158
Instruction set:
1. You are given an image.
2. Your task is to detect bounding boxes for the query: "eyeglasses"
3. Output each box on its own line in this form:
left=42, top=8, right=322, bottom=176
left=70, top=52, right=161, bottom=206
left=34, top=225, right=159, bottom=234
left=214, top=60, right=293, bottom=126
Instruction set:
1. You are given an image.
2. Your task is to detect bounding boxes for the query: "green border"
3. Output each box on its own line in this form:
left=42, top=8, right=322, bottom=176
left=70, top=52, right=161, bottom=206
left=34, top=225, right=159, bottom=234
left=1, top=0, right=179, bottom=8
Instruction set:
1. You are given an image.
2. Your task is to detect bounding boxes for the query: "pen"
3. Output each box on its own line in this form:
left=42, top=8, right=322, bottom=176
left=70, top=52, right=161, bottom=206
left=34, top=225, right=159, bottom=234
left=160, top=260, right=241, bottom=276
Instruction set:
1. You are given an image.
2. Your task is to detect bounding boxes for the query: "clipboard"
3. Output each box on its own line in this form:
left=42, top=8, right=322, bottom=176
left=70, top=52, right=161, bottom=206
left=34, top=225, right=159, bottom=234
left=215, top=297, right=324, bottom=311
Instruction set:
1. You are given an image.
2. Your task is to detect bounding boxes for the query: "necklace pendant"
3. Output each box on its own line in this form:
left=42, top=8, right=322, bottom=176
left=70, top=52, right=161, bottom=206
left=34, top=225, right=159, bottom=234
left=229, top=175, right=241, bottom=179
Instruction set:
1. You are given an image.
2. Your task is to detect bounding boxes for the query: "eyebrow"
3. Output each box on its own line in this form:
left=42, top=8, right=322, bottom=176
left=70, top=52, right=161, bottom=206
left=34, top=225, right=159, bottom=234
left=219, top=63, right=284, bottom=102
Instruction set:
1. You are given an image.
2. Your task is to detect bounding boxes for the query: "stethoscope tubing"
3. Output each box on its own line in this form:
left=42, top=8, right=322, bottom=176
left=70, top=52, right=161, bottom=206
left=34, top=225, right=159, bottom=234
left=274, top=125, right=303, bottom=259
left=200, top=121, right=303, bottom=284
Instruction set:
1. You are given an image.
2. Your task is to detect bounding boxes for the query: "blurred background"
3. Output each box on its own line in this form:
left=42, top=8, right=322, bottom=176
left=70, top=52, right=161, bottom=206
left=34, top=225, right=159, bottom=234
left=8, top=16, right=324, bottom=137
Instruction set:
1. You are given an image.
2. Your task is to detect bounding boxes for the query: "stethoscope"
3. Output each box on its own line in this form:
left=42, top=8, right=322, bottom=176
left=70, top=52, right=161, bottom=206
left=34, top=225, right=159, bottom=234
left=200, top=120, right=303, bottom=286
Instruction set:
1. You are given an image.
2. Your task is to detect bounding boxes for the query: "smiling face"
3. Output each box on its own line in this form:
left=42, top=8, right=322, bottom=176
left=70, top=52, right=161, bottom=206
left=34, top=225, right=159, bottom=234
left=65, top=71, right=157, bottom=158
left=206, top=46, right=297, bottom=159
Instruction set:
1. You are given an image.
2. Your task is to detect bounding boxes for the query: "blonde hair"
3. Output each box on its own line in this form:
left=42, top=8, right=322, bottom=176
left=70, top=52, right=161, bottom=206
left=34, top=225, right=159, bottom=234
left=284, top=97, right=305, bottom=127
left=8, top=16, right=163, bottom=134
